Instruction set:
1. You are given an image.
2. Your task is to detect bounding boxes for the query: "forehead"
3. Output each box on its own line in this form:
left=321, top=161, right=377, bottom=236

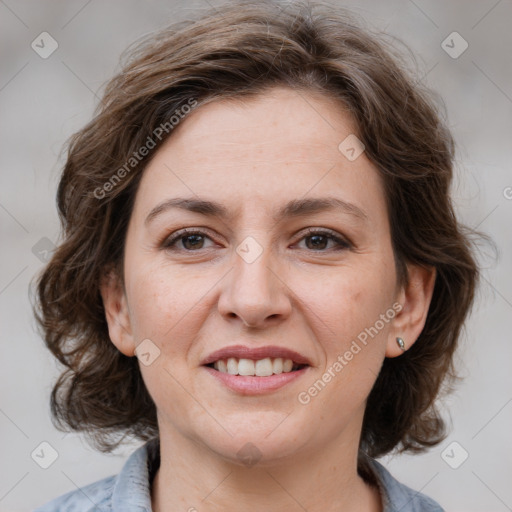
left=132, top=86, right=387, bottom=227
left=168, top=86, right=358, bottom=161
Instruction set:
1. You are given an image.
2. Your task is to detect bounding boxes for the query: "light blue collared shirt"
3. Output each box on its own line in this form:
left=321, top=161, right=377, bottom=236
left=34, top=438, right=444, bottom=511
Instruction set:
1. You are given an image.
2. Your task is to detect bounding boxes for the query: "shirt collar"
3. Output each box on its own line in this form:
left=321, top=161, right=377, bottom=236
left=112, top=438, right=402, bottom=512
left=111, top=437, right=160, bottom=511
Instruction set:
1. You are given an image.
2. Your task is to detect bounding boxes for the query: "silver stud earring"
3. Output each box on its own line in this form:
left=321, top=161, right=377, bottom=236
left=396, top=337, right=406, bottom=351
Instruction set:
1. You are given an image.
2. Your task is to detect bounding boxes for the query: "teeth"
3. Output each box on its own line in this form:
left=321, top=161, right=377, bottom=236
left=255, top=357, right=273, bottom=377
left=227, top=357, right=238, bottom=375
left=213, top=357, right=299, bottom=376
left=238, top=358, right=255, bottom=376
left=272, top=357, right=283, bottom=374
left=283, top=358, right=293, bottom=372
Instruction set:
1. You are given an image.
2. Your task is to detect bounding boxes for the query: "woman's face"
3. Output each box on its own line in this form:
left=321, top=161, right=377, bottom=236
left=103, top=86, right=419, bottom=465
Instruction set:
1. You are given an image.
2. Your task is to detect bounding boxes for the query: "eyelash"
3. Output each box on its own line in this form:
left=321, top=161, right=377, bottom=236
left=161, top=227, right=352, bottom=253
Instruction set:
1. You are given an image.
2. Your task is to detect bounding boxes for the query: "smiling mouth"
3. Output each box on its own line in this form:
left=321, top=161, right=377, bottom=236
left=205, top=357, right=308, bottom=377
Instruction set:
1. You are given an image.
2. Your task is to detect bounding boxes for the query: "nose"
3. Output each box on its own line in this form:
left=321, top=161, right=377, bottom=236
left=217, top=243, right=292, bottom=329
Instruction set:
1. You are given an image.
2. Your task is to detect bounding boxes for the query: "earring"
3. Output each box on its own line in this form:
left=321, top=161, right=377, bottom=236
left=396, top=337, right=406, bottom=351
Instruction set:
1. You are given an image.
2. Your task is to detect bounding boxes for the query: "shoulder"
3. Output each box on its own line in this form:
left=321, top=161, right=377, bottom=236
left=367, top=458, right=445, bottom=512
left=33, top=438, right=159, bottom=512
left=32, top=474, right=116, bottom=511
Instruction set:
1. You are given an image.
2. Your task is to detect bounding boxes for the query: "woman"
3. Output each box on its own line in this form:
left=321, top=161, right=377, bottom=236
left=33, top=1, right=483, bottom=510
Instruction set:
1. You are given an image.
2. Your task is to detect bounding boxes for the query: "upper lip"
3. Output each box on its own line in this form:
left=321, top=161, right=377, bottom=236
left=201, top=345, right=311, bottom=366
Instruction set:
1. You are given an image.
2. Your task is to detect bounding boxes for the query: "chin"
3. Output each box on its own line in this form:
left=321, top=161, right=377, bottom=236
left=197, top=419, right=311, bottom=468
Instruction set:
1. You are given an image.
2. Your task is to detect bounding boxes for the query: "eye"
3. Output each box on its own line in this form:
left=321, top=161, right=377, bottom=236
left=162, top=229, right=216, bottom=251
left=161, top=227, right=352, bottom=253
left=295, top=228, right=352, bottom=252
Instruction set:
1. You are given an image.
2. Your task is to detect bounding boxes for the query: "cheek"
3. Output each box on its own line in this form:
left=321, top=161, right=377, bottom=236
left=294, top=262, right=394, bottom=348
left=125, top=260, right=218, bottom=352
left=127, top=274, right=179, bottom=339
left=321, top=268, right=395, bottom=391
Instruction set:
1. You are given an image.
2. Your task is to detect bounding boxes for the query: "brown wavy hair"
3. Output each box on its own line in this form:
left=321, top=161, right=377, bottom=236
left=33, top=0, right=488, bottom=457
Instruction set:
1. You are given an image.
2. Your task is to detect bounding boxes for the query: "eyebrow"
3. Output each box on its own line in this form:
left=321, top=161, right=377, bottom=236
left=145, top=196, right=369, bottom=226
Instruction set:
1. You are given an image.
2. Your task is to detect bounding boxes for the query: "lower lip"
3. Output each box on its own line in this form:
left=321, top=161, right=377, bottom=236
left=203, top=366, right=309, bottom=395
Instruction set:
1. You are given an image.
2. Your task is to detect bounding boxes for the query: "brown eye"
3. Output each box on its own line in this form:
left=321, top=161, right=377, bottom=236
left=297, top=229, right=351, bottom=252
left=163, top=230, right=215, bottom=251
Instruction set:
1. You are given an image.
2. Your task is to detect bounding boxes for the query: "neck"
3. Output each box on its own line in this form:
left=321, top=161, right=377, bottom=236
left=150, top=426, right=382, bottom=512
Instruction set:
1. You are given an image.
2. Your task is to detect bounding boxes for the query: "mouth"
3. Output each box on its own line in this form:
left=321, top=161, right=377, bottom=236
left=205, top=357, right=308, bottom=376
left=200, top=345, right=311, bottom=394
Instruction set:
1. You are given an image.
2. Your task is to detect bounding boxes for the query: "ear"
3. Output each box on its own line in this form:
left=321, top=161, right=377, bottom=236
left=99, top=268, right=136, bottom=357
left=386, top=263, right=436, bottom=357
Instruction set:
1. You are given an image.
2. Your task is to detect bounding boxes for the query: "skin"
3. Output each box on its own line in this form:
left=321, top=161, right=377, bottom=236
left=101, top=86, right=436, bottom=512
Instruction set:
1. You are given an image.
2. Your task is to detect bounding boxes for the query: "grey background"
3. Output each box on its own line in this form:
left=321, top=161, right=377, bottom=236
left=1, top=0, right=511, bottom=510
